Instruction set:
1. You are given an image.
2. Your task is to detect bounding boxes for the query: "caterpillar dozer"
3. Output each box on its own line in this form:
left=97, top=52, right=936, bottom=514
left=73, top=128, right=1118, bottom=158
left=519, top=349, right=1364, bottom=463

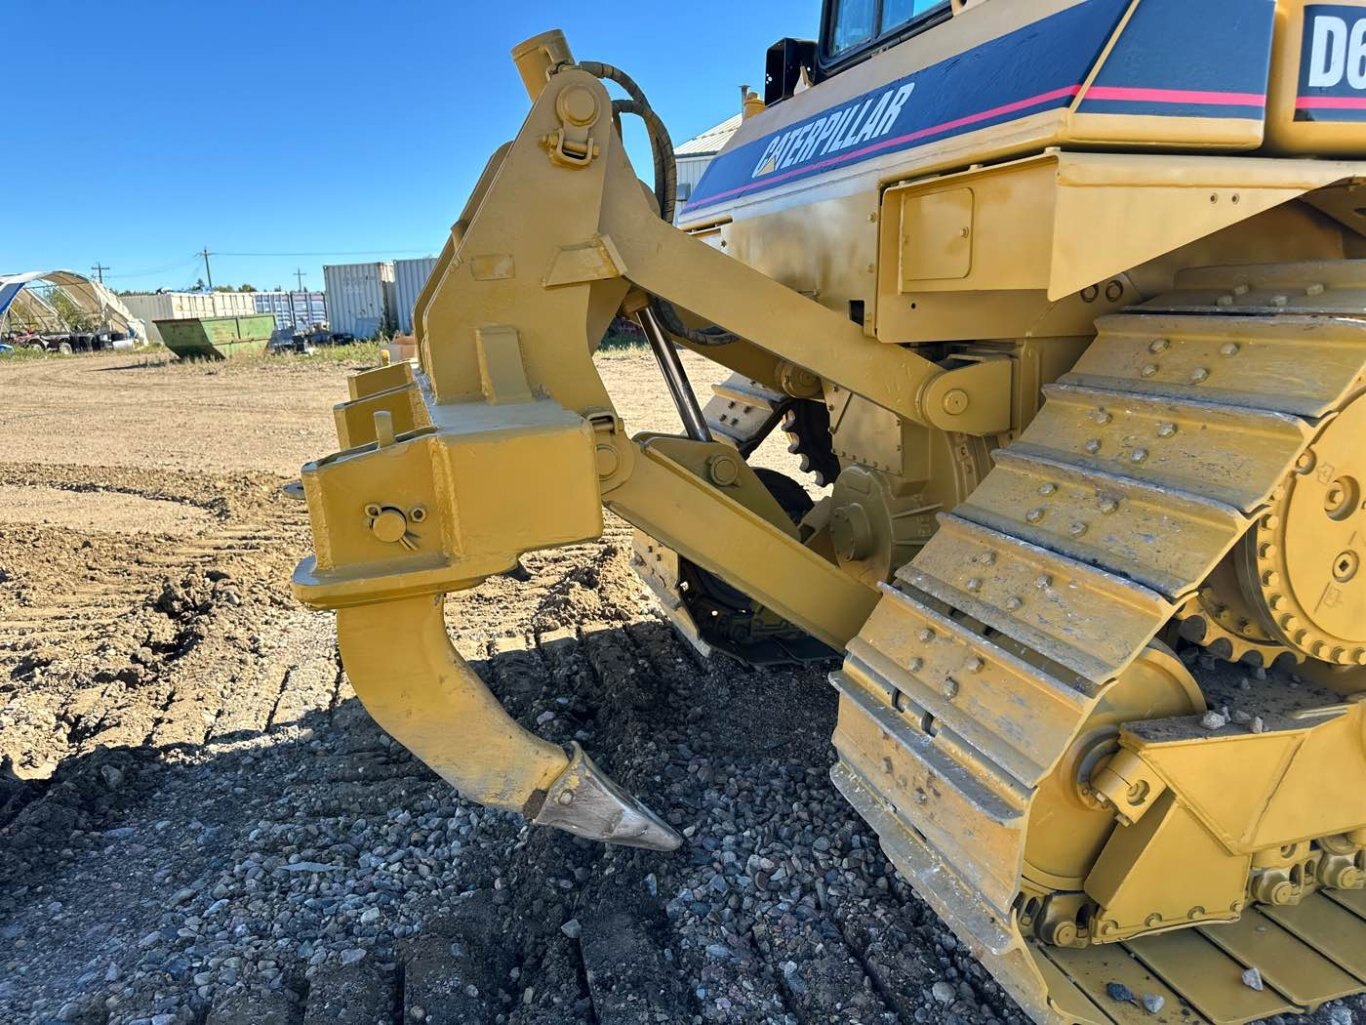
left=292, top=0, right=1366, bottom=1020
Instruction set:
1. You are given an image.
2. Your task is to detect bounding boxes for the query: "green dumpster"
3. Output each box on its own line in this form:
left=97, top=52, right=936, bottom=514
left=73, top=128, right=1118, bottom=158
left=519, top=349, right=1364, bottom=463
left=156, top=315, right=276, bottom=359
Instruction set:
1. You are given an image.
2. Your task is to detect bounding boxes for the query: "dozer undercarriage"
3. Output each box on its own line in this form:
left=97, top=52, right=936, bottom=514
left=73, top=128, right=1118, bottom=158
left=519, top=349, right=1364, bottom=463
left=293, top=4, right=1366, bottom=1021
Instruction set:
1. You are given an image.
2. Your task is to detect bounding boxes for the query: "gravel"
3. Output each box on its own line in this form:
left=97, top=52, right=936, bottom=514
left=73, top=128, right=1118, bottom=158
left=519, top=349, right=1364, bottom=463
left=1, top=354, right=1362, bottom=1025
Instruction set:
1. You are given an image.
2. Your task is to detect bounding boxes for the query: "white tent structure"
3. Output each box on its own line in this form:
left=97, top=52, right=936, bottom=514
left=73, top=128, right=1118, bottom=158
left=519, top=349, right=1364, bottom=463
left=0, top=270, right=147, bottom=345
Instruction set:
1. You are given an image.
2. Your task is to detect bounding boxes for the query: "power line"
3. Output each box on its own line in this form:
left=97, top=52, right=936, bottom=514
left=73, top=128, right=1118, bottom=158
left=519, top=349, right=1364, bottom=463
left=213, top=249, right=435, bottom=258
left=91, top=263, right=109, bottom=284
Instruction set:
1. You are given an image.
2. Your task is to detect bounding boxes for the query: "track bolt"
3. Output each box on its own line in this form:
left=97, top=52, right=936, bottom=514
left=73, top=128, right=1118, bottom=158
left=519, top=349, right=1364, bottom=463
left=919, top=628, right=936, bottom=643
left=1006, top=596, right=1024, bottom=611
left=1262, top=514, right=1280, bottom=530
left=558, top=790, right=575, bottom=806
left=943, top=678, right=960, bottom=700
left=1099, top=497, right=1119, bottom=515
left=1270, top=595, right=1286, bottom=611
left=1038, top=482, right=1058, bottom=496
left=1233, top=284, right=1250, bottom=296
left=1084, top=439, right=1102, bottom=455
left=1220, top=343, right=1240, bottom=357
left=908, top=657, right=924, bottom=673
left=1355, top=649, right=1366, bottom=666
left=1157, top=422, right=1178, bottom=438
left=1026, top=507, right=1045, bottom=523
left=1036, top=574, right=1053, bottom=590
left=1190, top=368, right=1210, bottom=384
left=1259, top=542, right=1278, bottom=559
left=1262, top=571, right=1280, bottom=587
left=1093, top=409, right=1113, bottom=425
left=1217, top=296, right=1234, bottom=307
left=1131, top=448, right=1149, bottom=464
left=1149, top=339, right=1170, bottom=354
left=1070, top=522, right=1088, bottom=537
left=977, top=551, right=997, bottom=566
left=1271, top=295, right=1289, bottom=307
left=1306, top=283, right=1326, bottom=297
left=966, top=578, right=983, bottom=593
left=1141, top=364, right=1159, bottom=378
left=966, top=657, right=985, bottom=674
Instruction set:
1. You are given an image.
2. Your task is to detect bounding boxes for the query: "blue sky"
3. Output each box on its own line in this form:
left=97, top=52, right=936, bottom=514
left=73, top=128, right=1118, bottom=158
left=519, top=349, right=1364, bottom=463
left=4, top=0, right=817, bottom=293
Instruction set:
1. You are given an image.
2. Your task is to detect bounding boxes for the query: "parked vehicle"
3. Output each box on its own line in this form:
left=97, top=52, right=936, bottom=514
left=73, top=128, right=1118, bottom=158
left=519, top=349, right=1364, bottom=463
left=3, top=329, right=133, bottom=355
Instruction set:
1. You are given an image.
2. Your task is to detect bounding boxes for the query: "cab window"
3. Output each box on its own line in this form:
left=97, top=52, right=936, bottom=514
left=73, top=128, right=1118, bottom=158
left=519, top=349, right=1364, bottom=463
left=829, top=0, right=878, bottom=55
left=882, top=0, right=948, bottom=30
left=823, top=0, right=952, bottom=64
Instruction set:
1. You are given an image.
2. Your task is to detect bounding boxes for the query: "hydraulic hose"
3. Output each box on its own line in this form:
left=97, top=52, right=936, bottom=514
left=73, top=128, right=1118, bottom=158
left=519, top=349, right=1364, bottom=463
left=575, top=60, right=740, bottom=347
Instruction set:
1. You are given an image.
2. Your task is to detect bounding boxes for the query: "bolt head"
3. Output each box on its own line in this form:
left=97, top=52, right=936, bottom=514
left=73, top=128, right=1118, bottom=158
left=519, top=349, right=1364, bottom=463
left=941, top=388, right=970, bottom=415
left=370, top=508, right=409, bottom=544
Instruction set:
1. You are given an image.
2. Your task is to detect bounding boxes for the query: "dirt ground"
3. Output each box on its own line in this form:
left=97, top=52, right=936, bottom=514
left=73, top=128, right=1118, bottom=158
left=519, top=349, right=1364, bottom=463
left=0, top=350, right=1356, bottom=1025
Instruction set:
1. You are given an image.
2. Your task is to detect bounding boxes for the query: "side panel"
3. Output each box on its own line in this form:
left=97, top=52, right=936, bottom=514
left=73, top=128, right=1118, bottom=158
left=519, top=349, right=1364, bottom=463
left=1070, top=0, right=1274, bottom=145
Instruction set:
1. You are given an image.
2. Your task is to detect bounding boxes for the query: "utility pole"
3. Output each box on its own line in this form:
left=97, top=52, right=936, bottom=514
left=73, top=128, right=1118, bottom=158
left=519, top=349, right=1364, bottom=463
left=294, top=268, right=307, bottom=293
left=200, top=248, right=214, bottom=290
left=91, top=263, right=109, bottom=285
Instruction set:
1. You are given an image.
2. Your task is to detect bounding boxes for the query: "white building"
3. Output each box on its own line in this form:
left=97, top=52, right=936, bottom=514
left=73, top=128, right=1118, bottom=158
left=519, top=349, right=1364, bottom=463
left=674, top=113, right=743, bottom=223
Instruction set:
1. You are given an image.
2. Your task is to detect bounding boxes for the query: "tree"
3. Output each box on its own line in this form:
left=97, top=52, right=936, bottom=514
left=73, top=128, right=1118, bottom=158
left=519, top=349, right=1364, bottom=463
left=237, top=283, right=257, bottom=292
left=193, top=278, right=206, bottom=291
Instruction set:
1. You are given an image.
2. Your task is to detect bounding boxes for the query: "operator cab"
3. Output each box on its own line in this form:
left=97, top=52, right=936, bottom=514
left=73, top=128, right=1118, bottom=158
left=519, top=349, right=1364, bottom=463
left=766, top=0, right=950, bottom=105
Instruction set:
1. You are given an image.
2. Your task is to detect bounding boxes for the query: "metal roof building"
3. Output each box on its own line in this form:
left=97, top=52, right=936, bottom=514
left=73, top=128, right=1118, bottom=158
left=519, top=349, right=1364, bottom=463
left=674, top=113, right=743, bottom=222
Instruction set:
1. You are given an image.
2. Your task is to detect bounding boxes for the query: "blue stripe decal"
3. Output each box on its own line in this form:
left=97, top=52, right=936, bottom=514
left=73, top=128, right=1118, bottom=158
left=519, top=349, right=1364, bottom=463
left=684, top=0, right=1130, bottom=214
left=1077, top=0, right=1275, bottom=117
left=685, top=0, right=1277, bottom=217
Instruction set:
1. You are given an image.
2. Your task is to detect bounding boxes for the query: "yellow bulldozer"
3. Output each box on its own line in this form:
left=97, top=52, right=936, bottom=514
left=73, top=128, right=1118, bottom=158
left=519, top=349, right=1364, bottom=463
left=291, top=1, right=1366, bottom=1020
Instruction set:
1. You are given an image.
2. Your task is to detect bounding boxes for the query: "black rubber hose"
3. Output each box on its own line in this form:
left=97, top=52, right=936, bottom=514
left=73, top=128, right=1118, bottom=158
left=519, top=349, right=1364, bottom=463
left=576, top=61, right=739, bottom=347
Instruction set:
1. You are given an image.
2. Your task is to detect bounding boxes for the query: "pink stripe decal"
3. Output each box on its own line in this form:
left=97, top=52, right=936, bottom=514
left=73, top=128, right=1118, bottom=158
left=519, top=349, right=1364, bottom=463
left=1084, top=85, right=1266, bottom=106
left=688, top=86, right=1082, bottom=210
left=1296, top=95, right=1366, bottom=110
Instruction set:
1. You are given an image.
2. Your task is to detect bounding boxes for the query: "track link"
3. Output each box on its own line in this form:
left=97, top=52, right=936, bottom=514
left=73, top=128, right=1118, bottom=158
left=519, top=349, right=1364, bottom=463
left=833, top=267, right=1366, bottom=1024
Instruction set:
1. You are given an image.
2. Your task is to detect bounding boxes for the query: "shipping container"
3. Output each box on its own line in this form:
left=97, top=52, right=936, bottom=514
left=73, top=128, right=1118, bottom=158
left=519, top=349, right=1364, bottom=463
left=392, top=257, right=438, bottom=334
left=323, top=262, right=394, bottom=339
left=252, top=291, right=328, bottom=332
left=121, top=291, right=258, bottom=345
